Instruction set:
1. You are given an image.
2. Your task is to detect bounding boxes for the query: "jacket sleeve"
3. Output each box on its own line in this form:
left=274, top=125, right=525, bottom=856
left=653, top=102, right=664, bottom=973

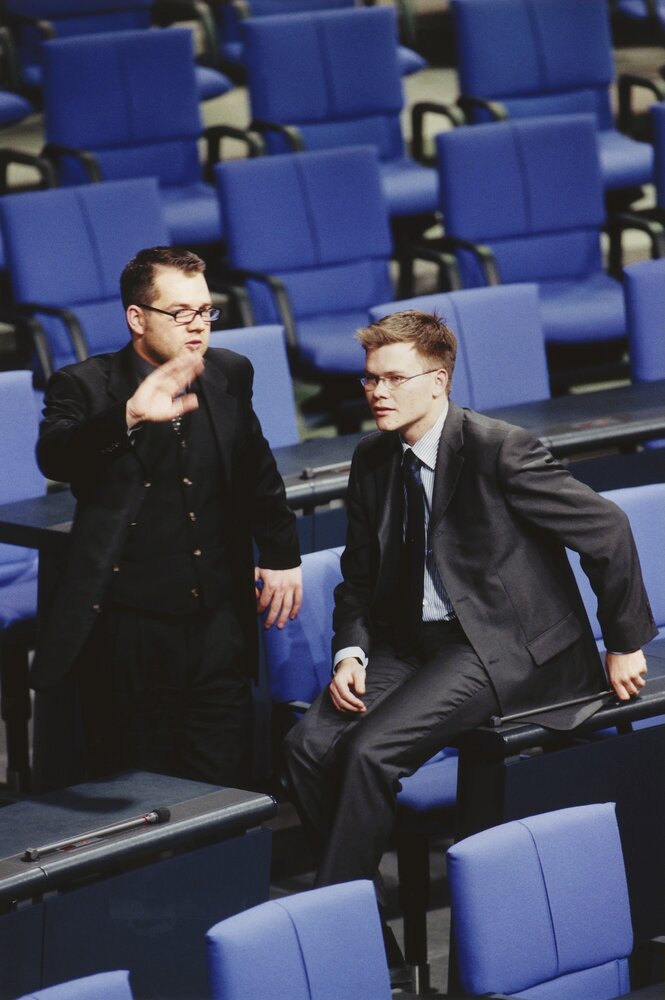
left=497, top=425, right=657, bottom=653
left=331, top=447, right=375, bottom=656
left=36, top=366, right=134, bottom=486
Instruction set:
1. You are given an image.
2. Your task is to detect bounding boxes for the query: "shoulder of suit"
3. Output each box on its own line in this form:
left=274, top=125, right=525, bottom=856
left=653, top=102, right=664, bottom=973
left=204, top=346, right=252, bottom=377
left=51, top=351, right=117, bottom=384
left=457, top=404, right=534, bottom=445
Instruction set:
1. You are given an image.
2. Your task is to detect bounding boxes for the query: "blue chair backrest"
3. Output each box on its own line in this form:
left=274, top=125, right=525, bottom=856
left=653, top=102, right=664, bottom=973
left=568, top=483, right=665, bottom=641
left=42, top=29, right=203, bottom=187
left=0, top=370, right=43, bottom=585
left=216, top=146, right=393, bottom=326
left=436, top=114, right=606, bottom=288
left=447, top=802, right=632, bottom=998
left=206, top=880, right=390, bottom=1000
left=262, top=546, right=342, bottom=705
left=208, top=326, right=299, bottom=448
left=220, top=0, right=355, bottom=46
left=16, top=969, right=133, bottom=1000
left=368, top=284, right=550, bottom=410
left=243, top=6, right=405, bottom=160
left=0, top=178, right=169, bottom=373
left=451, top=0, right=615, bottom=129
left=623, top=258, right=665, bottom=383
left=653, top=103, right=665, bottom=211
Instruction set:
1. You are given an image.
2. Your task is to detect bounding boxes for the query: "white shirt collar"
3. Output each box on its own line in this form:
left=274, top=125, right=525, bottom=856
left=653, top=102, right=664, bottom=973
left=400, top=400, right=448, bottom=471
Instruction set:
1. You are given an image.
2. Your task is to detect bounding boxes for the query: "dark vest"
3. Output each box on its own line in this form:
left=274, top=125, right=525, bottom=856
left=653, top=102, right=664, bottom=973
left=106, top=391, right=235, bottom=615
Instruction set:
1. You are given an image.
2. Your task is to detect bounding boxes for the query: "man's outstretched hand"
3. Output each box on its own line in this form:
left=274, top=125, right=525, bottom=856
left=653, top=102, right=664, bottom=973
left=126, top=353, right=204, bottom=428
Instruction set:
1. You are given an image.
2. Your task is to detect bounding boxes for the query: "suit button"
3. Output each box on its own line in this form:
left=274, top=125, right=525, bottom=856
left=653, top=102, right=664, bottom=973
left=188, top=511, right=197, bottom=522
left=143, top=480, right=151, bottom=488
left=92, top=603, right=102, bottom=613
left=182, top=477, right=193, bottom=486
left=193, top=548, right=202, bottom=556
left=191, top=587, right=199, bottom=598
left=112, top=564, right=120, bottom=573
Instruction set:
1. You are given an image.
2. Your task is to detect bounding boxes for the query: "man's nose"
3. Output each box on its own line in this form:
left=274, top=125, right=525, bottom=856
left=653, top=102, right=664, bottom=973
left=187, top=310, right=207, bottom=331
left=372, top=379, right=390, bottom=399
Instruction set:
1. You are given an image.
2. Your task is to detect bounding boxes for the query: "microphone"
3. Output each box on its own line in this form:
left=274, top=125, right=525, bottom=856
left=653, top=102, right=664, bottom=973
left=22, top=807, right=171, bottom=862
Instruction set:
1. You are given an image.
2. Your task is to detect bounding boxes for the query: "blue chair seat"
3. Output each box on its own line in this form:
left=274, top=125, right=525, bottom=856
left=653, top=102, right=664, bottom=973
left=380, top=158, right=439, bottom=219
left=194, top=64, right=233, bottom=102
left=538, top=273, right=627, bottom=345
left=0, top=91, right=34, bottom=127
left=599, top=130, right=654, bottom=192
left=160, top=182, right=223, bottom=245
left=297, top=312, right=372, bottom=374
left=0, top=574, right=37, bottom=628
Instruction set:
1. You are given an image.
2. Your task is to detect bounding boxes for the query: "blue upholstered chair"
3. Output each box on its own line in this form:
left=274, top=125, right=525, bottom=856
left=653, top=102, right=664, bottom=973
left=215, top=146, right=393, bottom=388
left=40, top=29, right=253, bottom=248
left=262, top=546, right=458, bottom=991
left=16, top=970, right=133, bottom=1000
left=2, top=0, right=232, bottom=103
left=369, top=284, right=551, bottom=410
left=0, top=371, right=45, bottom=792
left=0, top=178, right=169, bottom=378
left=447, top=0, right=663, bottom=198
left=206, top=881, right=391, bottom=1000
left=208, top=326, right=300, bottom=448
left=447, top=803, right=633, bottom=998
left=623, top=258, right=665, bottom=384
left=206, top=0, right=425, bottom=79
left=241, top=6, right=444, bottom=224
left=434, top=114, right=664, bottom=383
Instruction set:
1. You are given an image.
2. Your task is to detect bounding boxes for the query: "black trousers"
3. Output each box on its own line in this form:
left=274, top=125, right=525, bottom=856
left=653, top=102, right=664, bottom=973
left=283, top=621, right=500, bottom=892
left=78, top=601, right=252, bottom=788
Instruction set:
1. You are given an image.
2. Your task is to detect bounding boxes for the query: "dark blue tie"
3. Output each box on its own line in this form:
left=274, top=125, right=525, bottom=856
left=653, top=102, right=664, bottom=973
left=403, top=449, right=426, bottom=639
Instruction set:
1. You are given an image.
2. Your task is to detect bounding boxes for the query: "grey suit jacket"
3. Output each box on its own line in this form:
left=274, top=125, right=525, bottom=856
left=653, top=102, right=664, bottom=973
left=333, top=402, right=657, bottom=721
left=32, top=343, right=300, bottom=689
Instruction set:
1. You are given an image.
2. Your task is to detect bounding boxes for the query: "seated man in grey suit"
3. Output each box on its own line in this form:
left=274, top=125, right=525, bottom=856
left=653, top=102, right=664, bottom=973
left=283, top=310, right=655, bottom=983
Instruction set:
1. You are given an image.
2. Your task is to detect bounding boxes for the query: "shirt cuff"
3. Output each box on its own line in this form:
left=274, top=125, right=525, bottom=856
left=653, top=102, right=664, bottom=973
left=333, top=646, right=368, bottom=673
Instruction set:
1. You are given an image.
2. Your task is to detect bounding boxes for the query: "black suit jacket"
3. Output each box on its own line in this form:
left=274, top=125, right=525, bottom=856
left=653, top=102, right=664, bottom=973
left=32, top=343, right=300, bottom=689
left=333, top=402, right=657, bottom=720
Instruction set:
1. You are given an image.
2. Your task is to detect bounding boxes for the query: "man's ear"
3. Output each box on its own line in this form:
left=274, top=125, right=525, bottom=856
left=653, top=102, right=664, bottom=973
left=433, top=368, right=448, bottom=396
left=126, top=304, right=144, bottom=338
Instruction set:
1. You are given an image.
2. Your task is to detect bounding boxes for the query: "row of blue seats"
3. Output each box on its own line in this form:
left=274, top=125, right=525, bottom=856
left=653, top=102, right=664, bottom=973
left=11, top=801, right=654, bottom=998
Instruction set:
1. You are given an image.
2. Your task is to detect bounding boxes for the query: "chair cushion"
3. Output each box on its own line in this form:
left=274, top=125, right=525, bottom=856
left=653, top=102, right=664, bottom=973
left=194, top=65, right=233, bottom=102
left=624, top=259, right=665, bottom=382
left=538, top=273, right=625, bottom=345
left=447, top=803, right=633, bottom=996
left=379, top=158, right=438, bottom=218
left=160, top=182, right=222, bottom=245
left=598, top=129, right=653, bottom=191
left=0, top=91, right=33, bottom=127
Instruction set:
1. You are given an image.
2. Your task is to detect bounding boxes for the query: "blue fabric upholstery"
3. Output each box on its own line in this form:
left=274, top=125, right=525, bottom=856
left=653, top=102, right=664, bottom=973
left=4, top=0, right=231, bottom=103
left=217, top=0, right=425, bottom=77
left=623, top=258, right=665, bottom=383
left=243, top=7, right=437, bottom=219
left=436, top=115, right=627, bottom=347
left=208, top=326, right=299, bottom=448
left=369, top=284, right=550, bottom=410
left=207, top=881, right=391, bottom=1000
left=613, top=0, right=665, bottom=26
left=16, top=970, right=133, bottom=1000
left=0, top=178, right=168, bottom=373
left=447, top=803, right=633, bottom=998
left=0, top=371, right=43, bottom=588
left=568, top=484, right=665, bottom=645
left=41, top=29, right=222, bottom=245
left=216, top=146, right=393, bottom=378
left=451, top=0, right=654, bottom=193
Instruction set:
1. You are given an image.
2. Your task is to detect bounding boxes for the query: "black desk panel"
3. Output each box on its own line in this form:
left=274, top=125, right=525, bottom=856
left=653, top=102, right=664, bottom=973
left=0, top=771, right=276, bottom=999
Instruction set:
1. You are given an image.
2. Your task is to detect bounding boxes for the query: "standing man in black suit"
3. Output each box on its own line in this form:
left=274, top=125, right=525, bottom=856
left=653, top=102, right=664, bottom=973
left=283, top=310, right=656, bottom=976
left=34, top=246, right=302, bottom=788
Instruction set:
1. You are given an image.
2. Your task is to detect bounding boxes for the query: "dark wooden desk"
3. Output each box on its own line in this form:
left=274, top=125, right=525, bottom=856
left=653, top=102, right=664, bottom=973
left=0, top=770, right=275, bottom=999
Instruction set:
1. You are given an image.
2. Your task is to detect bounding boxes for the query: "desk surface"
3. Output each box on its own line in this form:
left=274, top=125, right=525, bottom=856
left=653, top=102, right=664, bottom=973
left=0, top=770, right=276, bottom=906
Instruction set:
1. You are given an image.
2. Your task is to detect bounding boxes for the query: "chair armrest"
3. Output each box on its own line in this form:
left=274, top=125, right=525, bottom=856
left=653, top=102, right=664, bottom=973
left=411, top=101, right=466, bottom=163
left=617, top=73, right=665, bottom=134
left=0, top=150, right=55, bottom=194
left=394, top=240, right=463, bottom=298
left=251, top=120, right=305, bottom=152
left=19, top=303, right=90, bottom=364
left=2, top=12, right=56, bottom=39
left=205, top=124, right=265, bottom=175
left=0, top=309, right=53, bottom=382
left=457, top=95, right=509, bottom=123
left=605, top=211, right=665, bottom=274
left=41, top=144, right=103, bottom=182
left=205, top=273, right=255, bottom=328
left=223, top=267, right=300, bottom=351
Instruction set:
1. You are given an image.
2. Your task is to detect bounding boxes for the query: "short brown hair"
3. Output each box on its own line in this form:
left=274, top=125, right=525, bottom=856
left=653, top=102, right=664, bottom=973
left=120, top=247, right=206, bottom=310
left=357, top=310, right=457, bottom=392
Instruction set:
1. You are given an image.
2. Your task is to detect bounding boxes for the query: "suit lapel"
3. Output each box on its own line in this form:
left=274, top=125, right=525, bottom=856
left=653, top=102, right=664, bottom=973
left=107, top=343, right=139, bottom=402
left=430, top=402, right=465, bottom=534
